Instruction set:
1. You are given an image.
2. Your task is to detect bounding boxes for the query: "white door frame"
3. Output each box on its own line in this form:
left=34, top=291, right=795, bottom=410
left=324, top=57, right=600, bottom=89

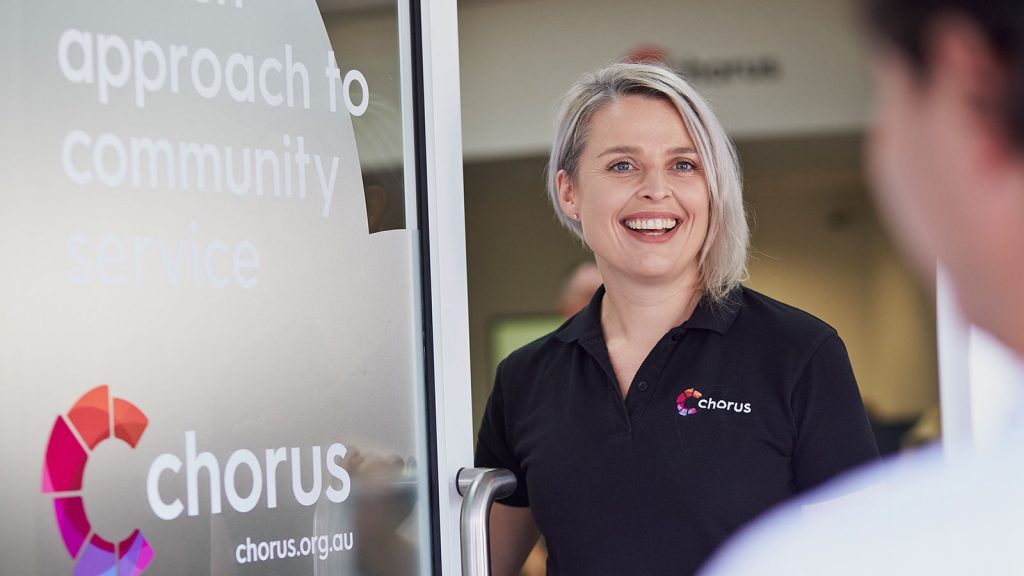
left=417, top=0, right=474, bottom=573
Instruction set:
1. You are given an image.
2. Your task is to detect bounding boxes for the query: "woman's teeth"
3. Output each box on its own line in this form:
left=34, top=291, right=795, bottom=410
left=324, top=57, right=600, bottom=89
left=624, top=218, right=679, bottom=234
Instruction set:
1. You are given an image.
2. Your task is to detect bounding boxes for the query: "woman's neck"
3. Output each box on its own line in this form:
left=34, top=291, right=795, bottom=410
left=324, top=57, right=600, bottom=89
left=599, top=271, right=703, bottom=346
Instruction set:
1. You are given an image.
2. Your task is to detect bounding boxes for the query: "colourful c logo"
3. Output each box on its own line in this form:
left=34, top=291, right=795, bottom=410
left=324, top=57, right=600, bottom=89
left=41, top=385, right=153, bottom=575
left=676, top=388, right=701, bottom=416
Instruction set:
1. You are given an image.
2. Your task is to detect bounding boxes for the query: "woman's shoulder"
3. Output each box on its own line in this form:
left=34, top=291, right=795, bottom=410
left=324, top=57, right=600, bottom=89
left=731, top=286, right=840, bottom=344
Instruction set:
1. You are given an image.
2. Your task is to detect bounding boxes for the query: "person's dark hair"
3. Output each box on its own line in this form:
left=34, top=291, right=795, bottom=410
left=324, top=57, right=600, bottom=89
left=866, top=0, right=1024, bottom=147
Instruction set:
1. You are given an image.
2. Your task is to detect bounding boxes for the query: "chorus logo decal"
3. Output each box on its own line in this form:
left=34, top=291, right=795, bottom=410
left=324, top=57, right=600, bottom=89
left=676, top=388, right=752, bottom=416
left=41, top=385, right=153, bottom=575
left=676, top=388, right=701, bottom=416
left=42, top=386, right=357, bottom=571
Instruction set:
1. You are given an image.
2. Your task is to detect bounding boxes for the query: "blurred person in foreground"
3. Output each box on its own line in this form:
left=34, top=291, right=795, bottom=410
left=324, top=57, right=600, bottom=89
left=475, top=62, right=879, bottom=576
left=701, top=1, right=1024, bottom=574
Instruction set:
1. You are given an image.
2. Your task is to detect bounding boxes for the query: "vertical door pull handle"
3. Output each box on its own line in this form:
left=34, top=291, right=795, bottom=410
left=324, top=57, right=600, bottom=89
left=456, top=467, right=517, bottom=576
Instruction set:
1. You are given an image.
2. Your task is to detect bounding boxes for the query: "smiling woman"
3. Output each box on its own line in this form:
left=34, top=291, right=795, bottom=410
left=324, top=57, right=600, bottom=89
left=475, top=63, right=881, bottom=576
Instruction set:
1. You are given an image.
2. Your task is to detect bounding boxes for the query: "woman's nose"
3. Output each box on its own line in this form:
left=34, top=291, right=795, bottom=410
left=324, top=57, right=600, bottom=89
left=638, top=170, right=671, bottom=200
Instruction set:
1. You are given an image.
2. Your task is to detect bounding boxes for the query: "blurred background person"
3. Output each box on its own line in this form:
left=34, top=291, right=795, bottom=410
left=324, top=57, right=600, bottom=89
left=557, top=261, right=603, bottom=319
left=701, top=0, right=1024, bottom=573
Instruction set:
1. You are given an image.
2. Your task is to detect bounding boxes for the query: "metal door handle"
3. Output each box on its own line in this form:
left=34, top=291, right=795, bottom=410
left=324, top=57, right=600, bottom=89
left=457, top=467, right=517, bottom=576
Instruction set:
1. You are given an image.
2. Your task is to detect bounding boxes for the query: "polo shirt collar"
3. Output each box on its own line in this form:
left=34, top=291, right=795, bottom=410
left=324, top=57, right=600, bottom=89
left=555, top=284, right=742, bottom=343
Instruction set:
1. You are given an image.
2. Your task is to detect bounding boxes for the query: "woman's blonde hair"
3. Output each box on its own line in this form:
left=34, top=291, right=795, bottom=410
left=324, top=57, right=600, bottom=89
left=547, top=62, right=748, bottom=302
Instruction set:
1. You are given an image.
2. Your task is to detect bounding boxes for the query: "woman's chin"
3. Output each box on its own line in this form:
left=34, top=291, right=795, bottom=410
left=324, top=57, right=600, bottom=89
left=608, top=264, right=698, bottom=286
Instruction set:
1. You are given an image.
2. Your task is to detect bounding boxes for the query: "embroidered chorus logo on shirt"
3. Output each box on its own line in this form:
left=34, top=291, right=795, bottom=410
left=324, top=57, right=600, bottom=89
left=676, top=388, right=752, bottom=416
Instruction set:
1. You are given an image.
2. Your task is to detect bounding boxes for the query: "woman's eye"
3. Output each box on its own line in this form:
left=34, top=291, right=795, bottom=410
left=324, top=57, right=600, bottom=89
left=674, top=160, right=696, bottom=171
left=609, top=161, right=633, bottom=172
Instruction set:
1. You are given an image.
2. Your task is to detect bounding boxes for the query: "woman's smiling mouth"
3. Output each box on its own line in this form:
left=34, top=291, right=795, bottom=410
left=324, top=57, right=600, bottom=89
left=623, top=217, right=680, bottom=236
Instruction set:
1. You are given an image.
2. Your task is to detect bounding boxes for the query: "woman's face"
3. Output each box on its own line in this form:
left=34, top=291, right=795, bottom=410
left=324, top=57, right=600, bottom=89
left=558, top=95, right=710, bottom=287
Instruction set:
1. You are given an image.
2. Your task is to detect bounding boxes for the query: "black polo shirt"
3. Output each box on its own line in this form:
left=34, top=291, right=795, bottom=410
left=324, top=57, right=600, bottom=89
left=476, top=285, right=879, bottom=576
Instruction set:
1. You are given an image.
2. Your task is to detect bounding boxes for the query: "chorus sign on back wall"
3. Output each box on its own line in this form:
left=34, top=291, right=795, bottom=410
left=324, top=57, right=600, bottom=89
left=0, top=0, right=433, bottom=574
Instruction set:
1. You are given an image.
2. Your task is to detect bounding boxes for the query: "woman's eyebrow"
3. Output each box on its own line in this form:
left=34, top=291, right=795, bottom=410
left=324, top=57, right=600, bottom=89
left=597, top=145, right=698, bottom=156
left=669, top=146, right=698, bottom=155
left=598, top=145, right=640, bottom=157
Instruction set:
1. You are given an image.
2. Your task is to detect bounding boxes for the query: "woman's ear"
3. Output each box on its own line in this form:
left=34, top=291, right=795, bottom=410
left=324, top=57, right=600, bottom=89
left=556, top=170, right=579, bottom=220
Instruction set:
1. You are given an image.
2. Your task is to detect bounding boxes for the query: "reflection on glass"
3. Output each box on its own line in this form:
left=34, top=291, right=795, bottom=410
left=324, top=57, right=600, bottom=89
left=316, top=450, right=420, bottom=575
left=321, top=2, right=408, bottom=233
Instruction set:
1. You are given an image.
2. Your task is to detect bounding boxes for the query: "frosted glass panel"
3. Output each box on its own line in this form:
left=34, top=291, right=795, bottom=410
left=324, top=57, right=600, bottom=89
left=0, top=0, right=431, bottom=574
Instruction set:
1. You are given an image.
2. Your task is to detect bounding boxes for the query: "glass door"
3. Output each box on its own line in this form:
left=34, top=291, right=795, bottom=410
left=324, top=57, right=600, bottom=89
left=0, top=0, right=472, bottom=573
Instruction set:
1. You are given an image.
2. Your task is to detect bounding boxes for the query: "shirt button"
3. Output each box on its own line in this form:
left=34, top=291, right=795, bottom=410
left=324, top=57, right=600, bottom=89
left=637, top=380, right=649, bottom=392
left=671, top=333, right=683, bottom=342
